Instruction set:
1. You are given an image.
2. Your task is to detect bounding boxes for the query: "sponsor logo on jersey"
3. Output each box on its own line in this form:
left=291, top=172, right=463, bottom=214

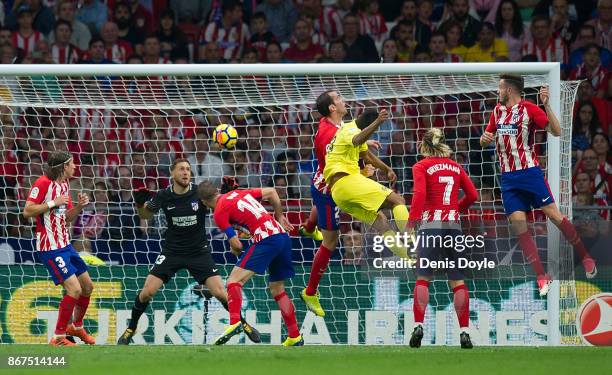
left=497, top=123, right=519, bottom=136
left=576, top=293, right=612, bottom=346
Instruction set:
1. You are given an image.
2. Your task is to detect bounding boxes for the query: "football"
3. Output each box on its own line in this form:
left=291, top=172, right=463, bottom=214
left=213, top=124, right=238, bottom=149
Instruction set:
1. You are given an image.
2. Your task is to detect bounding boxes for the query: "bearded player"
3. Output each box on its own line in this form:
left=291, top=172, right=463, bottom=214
left=198, top=181, right=303, bottom=346
left=480, top=74, right=597, bottom=296
left=23, top=151, right=95, bottom=346
left=408, top=128, right=478, bottom=349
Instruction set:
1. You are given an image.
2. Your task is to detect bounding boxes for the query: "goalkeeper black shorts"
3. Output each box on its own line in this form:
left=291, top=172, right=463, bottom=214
left=149, top=249, right=219, bottom=284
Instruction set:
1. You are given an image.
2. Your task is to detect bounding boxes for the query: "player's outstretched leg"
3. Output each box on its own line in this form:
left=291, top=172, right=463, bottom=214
left=118, top=275, right=163, bottom=345
left=302, top=229, right=338, bottom=317
left=410, top=279, right=429, bottom=348
left=541, top=204, right=597, bottom=278
left=67, top=272, right=96, bottom=345
left=205, top=275, right=261, bottom=343
left=270, top=281, right=303, bottom=346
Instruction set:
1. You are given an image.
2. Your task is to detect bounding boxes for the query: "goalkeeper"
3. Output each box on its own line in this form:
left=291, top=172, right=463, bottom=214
left=117, top=159, right=260, bottom=345
left=324, top=109, right=411, bottom=259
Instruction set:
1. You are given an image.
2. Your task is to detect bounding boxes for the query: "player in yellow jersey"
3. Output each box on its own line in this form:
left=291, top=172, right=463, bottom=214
left=324, top=108, right=412, bottom=259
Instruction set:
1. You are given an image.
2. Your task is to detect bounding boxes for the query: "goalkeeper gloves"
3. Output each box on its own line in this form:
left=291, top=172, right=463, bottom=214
left=133, top=187, right=153, bottom=206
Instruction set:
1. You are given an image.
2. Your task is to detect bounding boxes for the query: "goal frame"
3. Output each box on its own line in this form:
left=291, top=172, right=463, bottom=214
left=0, top=62, right=564, bottom=345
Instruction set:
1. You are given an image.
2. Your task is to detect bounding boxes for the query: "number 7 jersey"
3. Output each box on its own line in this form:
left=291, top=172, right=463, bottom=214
left=213, top=189, right=286, bottom=243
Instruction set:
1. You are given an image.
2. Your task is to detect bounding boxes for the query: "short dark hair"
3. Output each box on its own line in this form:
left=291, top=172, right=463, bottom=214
left=54, top=19, right=72, bottom=32
left=89, top=37, right=104, bottom=48
left=316, top=90, right=337, bottom=117
left=430, top=31, right=446, bottom=42
left=531, top=14, right=550, bottom=26
left=170, top=158, right=191, bottom=171
left=45, top=151, right=72, bottom=180
left=222, top=0, right=241, bottom=15
left=355, top=109, right=379, bottom=130
left=252, top=11, right=266, bottom=21
left=500, top=73, right=524, bottom=92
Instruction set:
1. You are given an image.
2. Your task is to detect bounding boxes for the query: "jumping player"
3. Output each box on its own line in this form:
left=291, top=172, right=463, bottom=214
left=23, top=151, right=95, bottom=346
left=480, top=74, right=597, bottom=296
left=117, top=159, right=260, bottom=344
left=197, top=181, right=303, bottom=346
left=408, top=128, right=479, bottom=349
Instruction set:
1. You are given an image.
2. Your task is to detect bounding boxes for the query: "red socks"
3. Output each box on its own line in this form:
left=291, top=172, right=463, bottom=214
left=518, top=231, right=546, bottom=276
left=303, top=207, right=317, bottom=233
left=453, top=284, right=470, bottom=329
left=413, top=280, right=430, bottom=324
left=55, top=295, right=78, bottom=335
left=305, top=245, right=332, bottom=296
left=274, top=291, right=300, bottom=338
left=72, top=296, right=90, bottom=328
left=558, top=218, right=589, bottom=260
left=227, top=282, right=243, bottom=325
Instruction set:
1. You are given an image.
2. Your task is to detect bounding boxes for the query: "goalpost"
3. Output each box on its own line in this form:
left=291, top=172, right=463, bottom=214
left=0, top=63, right=579, bottom=345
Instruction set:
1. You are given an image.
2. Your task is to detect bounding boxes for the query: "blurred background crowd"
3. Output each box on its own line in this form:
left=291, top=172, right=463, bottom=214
left=0, top=0, right=610, bottom=265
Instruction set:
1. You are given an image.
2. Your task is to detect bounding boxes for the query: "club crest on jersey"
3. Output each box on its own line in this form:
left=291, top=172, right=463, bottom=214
left=191, top=201, right=199, bottom=211
left=497, top=123, right=519, bottom=136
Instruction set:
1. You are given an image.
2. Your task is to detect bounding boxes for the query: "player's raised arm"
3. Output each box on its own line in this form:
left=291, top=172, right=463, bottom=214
left=539, top=86, right=561, bottom=136
left=261, top=187, right=294, bottom=232
left=351, top=109, right=389, bottom=146
left=133, top=187, right=155, bottom=220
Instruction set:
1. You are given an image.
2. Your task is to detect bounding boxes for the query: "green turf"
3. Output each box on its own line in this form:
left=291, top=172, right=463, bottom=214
left=0, top=345, right=610, bottom=375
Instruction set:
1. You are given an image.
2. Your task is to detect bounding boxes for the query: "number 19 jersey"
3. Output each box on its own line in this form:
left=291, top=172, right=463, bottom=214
left=213, top=189, right=285, bottom=243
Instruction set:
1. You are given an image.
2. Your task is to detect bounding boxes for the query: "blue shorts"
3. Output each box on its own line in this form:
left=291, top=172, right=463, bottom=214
left=311, top=183, right=339, bottom=231
left=415, top=228, right=465, bottom=280
left=237, top=233, right=295, bottom=282
left=501, top=166, right=555, bottom=215
left=37, top=245, right=88, bottom=285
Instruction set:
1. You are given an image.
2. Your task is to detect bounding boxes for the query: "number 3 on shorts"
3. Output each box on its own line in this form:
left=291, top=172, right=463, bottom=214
left=55, top=256, right=66, bottom=268
left=155, top=255, right=166, bottom=265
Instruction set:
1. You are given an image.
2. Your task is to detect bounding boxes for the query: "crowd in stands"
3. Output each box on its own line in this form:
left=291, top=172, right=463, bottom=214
left=0, top=0, right=610, bottom=262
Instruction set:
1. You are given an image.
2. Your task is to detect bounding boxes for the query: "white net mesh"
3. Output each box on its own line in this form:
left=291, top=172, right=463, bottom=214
left=0, top=67, right=580, bottom=345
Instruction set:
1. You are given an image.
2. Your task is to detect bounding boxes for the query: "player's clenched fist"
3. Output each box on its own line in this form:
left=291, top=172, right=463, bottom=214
left=539, top=86, right=550, bottom=106
left=480, top=131, right=495, bottom=146
left=377, top=108, right=389, bottom=122
left=77, top=193, right=89, bottom=208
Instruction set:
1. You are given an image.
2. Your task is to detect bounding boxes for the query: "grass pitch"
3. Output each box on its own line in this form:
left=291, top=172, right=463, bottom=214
left=0, top=345, right=609, bottom=375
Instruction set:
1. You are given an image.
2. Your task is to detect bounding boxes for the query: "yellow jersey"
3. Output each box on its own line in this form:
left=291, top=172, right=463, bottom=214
left=323, top=120, right=368, bottom=183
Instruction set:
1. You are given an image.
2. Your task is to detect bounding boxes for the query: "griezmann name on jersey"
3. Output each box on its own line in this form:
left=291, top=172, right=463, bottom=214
left=486, top=100, right=549, bottom=173
left=213, top=189, right=285, bottom=243
left=312, top=117, right=341, bottom=194
left=323, top=120, right=368, bottom=183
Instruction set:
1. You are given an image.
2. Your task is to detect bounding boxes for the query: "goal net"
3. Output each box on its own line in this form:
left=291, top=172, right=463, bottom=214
left=0, top=63, right=582, bottom=345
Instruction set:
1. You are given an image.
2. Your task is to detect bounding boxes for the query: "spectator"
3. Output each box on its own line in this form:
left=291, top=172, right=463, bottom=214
left=570, top=24, right=612, bottom=69
left=0, top=43, right=17, bottom=64
left=395, top=0, right=432, bottom=46
left=521, top=15, right=568, bottom=65
left=390, top=19, right=418, bottom=62
left=417, top=0, right=435, bottom=31
left=569, top=44, right=611, bottom=98
left=576, top=80, right=611, bottom=133
left=380, top=38, right=399, bottom=63
left=142, top=36, right=170, bottom=64
left=197, top=41, right=226, bottom=63
left=199, top=0, right=249, bottom=62
left=438, top=0, right=482, bottom=47
left=255, top=0, right=298, bottom=43
left=464, top=22, right=509, bottom=62
left=550, top=0, right=579, bottom=47
left=72, top=180, right=110, bottom=259
left=130, top=151, right=157, bottom=190
left=270, top=174, right=296, bottom=199
left=298, top=13, right=327, bottom=47
left=429, top=31, right=462, bottom=62
left=76, top=0, right=108, bottom=35
left=469, top=0, right=500, bottom=23
left=413, top=47, right=431, bottom=62
left=0, top=27, right=11, bottom=46
left=80, top=37, right=113, bottom=64
left=170, top=0, right=212, bottom=25
left=100, top=21, right=133, bottom=64
left=341, top=229, right=365, bottom=265
left=275, top=150, right=310, bottom=198
left=47, top=0, right=91, bottom=51
left=356, top=0, right=387, bottom=44
left=576, top=148, right=610, bottom=202
left=50, top=20, right=80, bottom=64
left=8, top=0, right=55, bottom=36
left=240, top=47, right=259, bottom=63
left=12, top=5, right=44, bottom=57
left=585, top=0, right=612, bottom=52
left=572, top=102, right=602, bottom=160
left=187, top=131, right=227, bottom=186
left=248, top=11, right=276, bottom=60
left=156, top=9, right=189, bottom=61
left=494, top=0, right=528, bottom=62
left=340, top=13, right=379, bottom=62
left=114, top=2, right=144, bottom=55
left=592, top=133, right=612, bottom=166
left=320, top=0, right=349, bottom=40
left=444, top=20, right=469, bottom=58
left=323, top=39, right=347, bottom=63
left=283, top=18, right=325, bottom=63
left=264, top=40, right=284, bottom=63
left=126, top=0, right=153, bottom=37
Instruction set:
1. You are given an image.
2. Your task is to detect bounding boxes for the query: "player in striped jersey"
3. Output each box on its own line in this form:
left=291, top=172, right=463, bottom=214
left=198, top=182, right=303, bottom=346
left=408, top=128, right=478, bottom=349
left=480, top=74, right=597, bottom=296
left=23, top=151, right=94, bottom=346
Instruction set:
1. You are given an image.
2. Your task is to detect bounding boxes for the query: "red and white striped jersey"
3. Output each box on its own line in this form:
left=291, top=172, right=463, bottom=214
left=486, top=100, right=549, bottom=173
left=358, top=12, right=388, bottom=42
left=569, top=63, right=610, bottom=93
left=105, top=41, right=133, bottom=63
left=410, top=157, right=478, bottom=223
left=12, top=31, right=44, bottom=56
left=50, top=44, right=81, bottom=64
left=431, top=53, right=462, bottom=63
left=213, top=189, right=285, bottom=243
left=26, top=175, right=73, bottom=252
left=312, top=117, right=341, bottom=194
left=199, top=21, right=249, bottom=61
left=521, top=37, right=568, bottom=64
left=322, top=6, right=343, bottom=40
